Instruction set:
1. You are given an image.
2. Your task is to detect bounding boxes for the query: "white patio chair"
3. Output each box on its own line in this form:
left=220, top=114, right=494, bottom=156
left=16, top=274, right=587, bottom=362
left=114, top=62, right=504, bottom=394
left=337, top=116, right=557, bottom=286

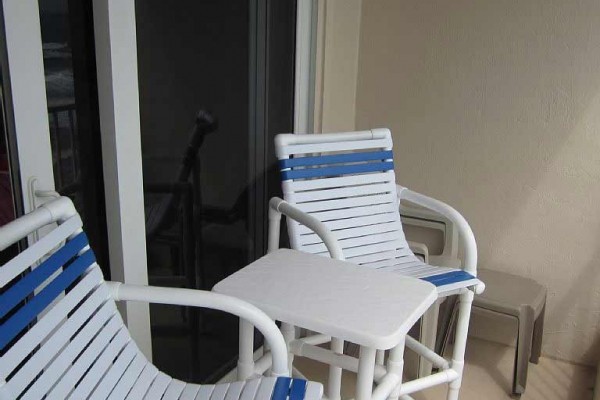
left=269, top=129, right=485, bottom=400
left=0, top=197, right=322, bottom=400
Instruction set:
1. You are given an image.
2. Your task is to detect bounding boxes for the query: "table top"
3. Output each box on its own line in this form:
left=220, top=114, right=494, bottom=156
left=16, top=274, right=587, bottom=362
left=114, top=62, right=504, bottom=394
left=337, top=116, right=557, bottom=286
left=213, top=249, right=437, bottom=349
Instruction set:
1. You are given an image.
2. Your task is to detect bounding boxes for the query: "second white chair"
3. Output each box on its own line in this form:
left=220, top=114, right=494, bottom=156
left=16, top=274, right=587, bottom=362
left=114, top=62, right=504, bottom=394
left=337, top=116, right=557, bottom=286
left=268, top=129, right=485, bottom=400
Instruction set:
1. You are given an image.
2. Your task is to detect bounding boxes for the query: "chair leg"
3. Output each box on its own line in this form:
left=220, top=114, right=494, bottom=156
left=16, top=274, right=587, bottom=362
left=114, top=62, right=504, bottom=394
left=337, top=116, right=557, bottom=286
left=530, top=303, right=545, bottom=364
left=328, top=338, right=344, bottom=400
left=513, top=306, right=535, bottom=395
left=436, top=296, right=459, bottom=357
left=446, top=290, right=473, bottom=400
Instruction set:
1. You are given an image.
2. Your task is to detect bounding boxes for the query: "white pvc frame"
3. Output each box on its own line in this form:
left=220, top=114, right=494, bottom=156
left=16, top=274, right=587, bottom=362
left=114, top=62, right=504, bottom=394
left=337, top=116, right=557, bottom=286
left=265, top=196, right=478, bottom=400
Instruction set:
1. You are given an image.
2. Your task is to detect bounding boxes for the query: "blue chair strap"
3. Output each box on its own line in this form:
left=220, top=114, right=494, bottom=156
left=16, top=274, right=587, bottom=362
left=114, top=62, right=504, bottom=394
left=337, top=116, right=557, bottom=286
left=0, top=249, right=96, bottom=351
left=281, top=161, right=394, bottom=181
left=271, top=377, right=308, bottom=400
left=272, top=377, right=292, bottom=400
left=420, top=270, right=476, bottom=287
left=279, top=150, right=393, bottom=169
left=289, top=379, right=308, bottom=400
left=0, top=232, right=88, bottom=319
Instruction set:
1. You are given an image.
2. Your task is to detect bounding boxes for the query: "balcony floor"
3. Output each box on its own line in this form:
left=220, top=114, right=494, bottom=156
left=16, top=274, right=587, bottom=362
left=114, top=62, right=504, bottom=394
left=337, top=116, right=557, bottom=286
left=294, top=337, right=595, bottom=400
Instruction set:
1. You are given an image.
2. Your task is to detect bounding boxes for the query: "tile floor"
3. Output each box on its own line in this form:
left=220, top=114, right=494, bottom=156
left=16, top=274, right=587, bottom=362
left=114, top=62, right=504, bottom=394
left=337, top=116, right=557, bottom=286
left=294, top=337, right=596, bottom=400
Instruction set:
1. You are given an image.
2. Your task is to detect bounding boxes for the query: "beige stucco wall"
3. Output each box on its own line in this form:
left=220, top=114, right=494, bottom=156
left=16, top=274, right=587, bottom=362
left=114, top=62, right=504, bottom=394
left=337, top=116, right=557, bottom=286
left=352, top=0, right=600, bottom=365
left=314, top=0, right=362, bottom=133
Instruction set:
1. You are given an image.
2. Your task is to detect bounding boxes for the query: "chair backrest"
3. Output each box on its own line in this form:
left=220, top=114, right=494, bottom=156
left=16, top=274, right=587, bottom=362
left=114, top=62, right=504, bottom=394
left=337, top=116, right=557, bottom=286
left=0, top=198, right=141, bottom=400
left=275, top=129, right=423, bottom=271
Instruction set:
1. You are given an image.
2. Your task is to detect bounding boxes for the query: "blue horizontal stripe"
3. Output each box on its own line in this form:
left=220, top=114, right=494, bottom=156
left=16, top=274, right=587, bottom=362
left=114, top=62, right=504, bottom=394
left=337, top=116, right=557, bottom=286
left=281, top=161, right=394, bottom=181
left=0, top=232, right=88, bottom=319
left=280, top=150, right=393, bottom=169
left=272, top=377, right=292, bottom=400
left=289, top=379, right=307, bottom=400
left=0, top=249, right=96, bottom=351
left=421, top=270, right=476, bottom=287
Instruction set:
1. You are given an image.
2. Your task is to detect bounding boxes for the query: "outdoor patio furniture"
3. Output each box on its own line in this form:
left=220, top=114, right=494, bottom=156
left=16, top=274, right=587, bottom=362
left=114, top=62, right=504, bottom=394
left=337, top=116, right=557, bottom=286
left=269, top=129, right=485, bottom=400
left=0, top=196, right=322, bottom=400
left=471, top=268, right=546, bottom=395
left=213, top=249, right=438, bottom=400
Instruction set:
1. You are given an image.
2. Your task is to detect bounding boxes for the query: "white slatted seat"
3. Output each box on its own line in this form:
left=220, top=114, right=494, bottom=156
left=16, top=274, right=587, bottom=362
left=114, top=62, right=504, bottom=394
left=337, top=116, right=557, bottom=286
left=269, top=129, right=485, bottom=400
left=0, top=197, right=322, bottom=400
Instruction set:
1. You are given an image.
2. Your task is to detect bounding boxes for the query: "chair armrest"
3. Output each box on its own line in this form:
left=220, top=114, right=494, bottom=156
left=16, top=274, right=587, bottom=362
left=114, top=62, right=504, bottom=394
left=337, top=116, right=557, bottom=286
left=407, top=240, right=429, bottom=263
left=397, top=186, right=484, bottom=293
left=268, top=197, right=345, bottom=260
left=105, top=282, right=290, bottom=377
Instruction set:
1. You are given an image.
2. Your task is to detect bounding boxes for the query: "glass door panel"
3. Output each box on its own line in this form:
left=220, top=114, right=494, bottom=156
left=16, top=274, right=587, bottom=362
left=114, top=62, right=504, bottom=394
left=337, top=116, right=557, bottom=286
left=135, top=0, right=296, bottom=383
left=0, top=75, right=20, bottom=264
left=38, top=0, right=110, bottom=275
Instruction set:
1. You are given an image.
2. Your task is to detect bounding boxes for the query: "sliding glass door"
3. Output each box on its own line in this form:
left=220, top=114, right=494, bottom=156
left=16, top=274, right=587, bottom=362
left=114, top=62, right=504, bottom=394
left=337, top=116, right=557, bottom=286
left=135, top=0, right=297, bottom=383
left=1, top=0, right=301, bottom=384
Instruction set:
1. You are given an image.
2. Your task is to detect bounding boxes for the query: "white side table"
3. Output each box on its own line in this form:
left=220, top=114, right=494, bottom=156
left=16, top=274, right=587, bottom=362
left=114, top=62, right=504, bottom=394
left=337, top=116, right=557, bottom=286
left=214, top=249, right=437, bottom=400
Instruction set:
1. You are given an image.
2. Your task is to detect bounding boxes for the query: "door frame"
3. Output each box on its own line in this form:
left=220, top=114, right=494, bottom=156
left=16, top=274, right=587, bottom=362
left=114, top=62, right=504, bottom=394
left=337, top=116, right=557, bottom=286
left=92, top=0, right=152, bottom=358
left=294, top=0, right=318, bottom=135
left=0, top=0, right=55, bottom=219
left=0, top=0, right=154, bottom=358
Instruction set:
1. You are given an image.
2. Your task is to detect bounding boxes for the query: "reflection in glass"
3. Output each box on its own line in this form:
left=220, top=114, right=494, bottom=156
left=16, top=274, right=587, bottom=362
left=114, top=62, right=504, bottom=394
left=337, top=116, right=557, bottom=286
left=38, top=0, right=109, bottom=274
left=0, top=71, right=19, bottom=264
left=136, top=0, right=296, bottom=383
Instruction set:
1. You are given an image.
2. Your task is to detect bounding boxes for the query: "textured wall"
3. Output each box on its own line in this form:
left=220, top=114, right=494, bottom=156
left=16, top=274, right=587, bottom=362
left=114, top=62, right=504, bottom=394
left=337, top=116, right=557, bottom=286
left=355, top=0, right=600, bottom=365
left=314, top=0, right=363, bottom=133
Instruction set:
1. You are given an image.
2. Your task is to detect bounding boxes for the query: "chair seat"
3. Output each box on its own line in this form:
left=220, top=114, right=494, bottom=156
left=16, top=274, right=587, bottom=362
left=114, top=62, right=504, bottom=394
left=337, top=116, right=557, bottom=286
left=124, top=367, right=321, bottom=400
left=374, top=261, right=481, bottom=295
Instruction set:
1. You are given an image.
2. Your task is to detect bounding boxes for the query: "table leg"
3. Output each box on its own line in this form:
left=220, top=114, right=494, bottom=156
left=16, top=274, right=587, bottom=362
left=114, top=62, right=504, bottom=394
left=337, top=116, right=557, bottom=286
left=387, top=338, right=406, bottom=400
left=329, top=338, right=344, bottom=400
left=356, top=346, right=377, bottom=400
left=238, top=320, right=255, bottom=380
left=376, top=350, right=385, bottom=366
left=419, top=300, right=440, bottom=377
left=281, top=323, right=296, bottom=374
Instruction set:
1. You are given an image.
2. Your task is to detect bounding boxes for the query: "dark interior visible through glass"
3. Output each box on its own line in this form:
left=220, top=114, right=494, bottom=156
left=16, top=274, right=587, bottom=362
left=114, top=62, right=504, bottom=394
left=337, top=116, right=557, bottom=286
left=0, top=64, right=20, bottom=265
left=136, top=0, right=296, bottom=383
left=38, top=0, right=110, bottom=276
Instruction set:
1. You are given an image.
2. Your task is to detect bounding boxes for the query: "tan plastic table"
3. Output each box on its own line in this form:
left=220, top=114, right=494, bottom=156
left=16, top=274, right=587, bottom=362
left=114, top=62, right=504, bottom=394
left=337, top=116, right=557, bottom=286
left=473, top=269, right=546, bottom=395
left=214, top=249, right=437, bottom=400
